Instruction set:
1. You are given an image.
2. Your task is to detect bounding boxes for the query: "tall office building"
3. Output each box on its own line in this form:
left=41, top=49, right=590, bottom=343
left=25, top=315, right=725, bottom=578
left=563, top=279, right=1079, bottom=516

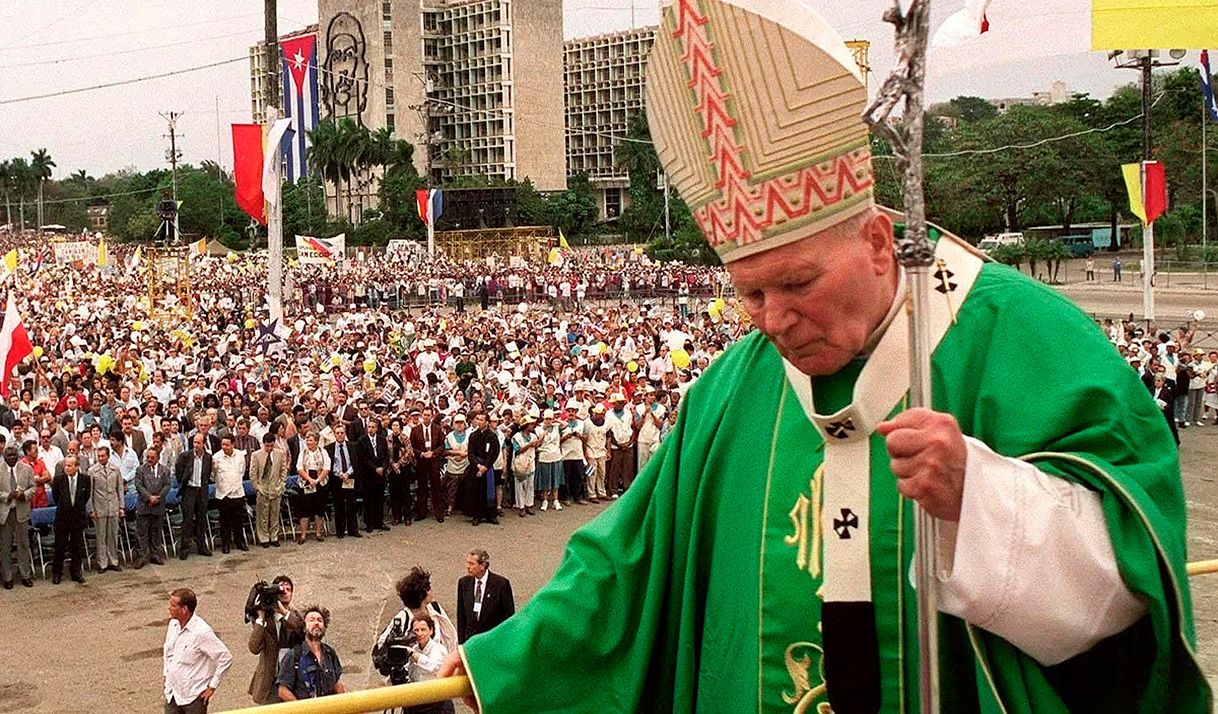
left=313, top=0, right=567, bottom=193
left=563, top=26, right=657, bottom=220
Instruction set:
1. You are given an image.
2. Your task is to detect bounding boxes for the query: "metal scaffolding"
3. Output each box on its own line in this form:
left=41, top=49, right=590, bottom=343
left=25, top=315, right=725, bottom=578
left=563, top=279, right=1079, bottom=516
left=434, top=225, right=553, bottom=262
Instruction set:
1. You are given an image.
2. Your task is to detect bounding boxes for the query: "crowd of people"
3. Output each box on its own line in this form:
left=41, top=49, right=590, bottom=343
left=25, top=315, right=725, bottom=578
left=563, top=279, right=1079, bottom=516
left=160, top=546, right=515, bottom=711
left=1104, top=317, right=1218, bottom=444
left=0, top=226, right=750, bottom=590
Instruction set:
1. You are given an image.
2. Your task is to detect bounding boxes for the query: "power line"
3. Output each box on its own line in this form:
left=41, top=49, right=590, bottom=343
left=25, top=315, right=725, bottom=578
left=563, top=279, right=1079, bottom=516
left=0, top=29, right=259, bottom=70
left=873, top=94, right=1165, bottom=160
left=41, top=186, right=162, bottom=205
left=0, top=57, right=246, bottom=106
left=0, top=12, right=262, bottom=51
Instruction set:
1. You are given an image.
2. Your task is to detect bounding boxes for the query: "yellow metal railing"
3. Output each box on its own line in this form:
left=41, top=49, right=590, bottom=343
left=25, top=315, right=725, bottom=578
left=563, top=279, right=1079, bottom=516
left=224, top=676, right=472, bottom=713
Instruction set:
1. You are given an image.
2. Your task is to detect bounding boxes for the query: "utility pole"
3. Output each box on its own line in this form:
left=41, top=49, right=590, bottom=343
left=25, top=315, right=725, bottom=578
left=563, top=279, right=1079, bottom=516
left=265, top=0, right=279, bottom=112
left=1112, top=49, right=1183, bottom=323
left=160, top=110, right=183, bottom=245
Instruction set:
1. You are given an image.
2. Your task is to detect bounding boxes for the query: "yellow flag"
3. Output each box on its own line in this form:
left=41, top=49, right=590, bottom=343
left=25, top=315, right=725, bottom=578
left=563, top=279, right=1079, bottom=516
left=1122, top=163, right=1147, bottom=223
left=559, top=230, right=570, bottom=249
left=547, top=247, right=561, bottom=266
left=192, top=237, right=207, bottom=257
left=1092, top=0, right=1218, bottom=50
left=96, top=240, right=108, bottom=267
left=3, top=250, right=16, bottom=273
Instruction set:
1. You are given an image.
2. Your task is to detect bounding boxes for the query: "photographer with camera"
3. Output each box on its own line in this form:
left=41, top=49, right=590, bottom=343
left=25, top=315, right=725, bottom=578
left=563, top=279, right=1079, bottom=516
left=403, top=614, right=453, bottom=714
left=373, top=567, right=458, bottom=687
left=245, top=575, right=303, bottom=704
left=276, top=605, right=347, bottom=701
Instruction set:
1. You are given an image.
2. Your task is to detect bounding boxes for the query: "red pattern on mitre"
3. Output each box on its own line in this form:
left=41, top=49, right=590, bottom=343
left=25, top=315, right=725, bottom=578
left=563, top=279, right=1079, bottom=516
left=646, top=0, right=875, bottom=263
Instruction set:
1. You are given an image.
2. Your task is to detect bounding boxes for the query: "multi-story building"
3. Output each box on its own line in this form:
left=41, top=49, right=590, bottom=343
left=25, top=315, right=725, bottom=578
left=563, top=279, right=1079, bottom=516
left=990, top=80, right=1072, bottom=113
left=563, top=26, right=656, bottom=220
left=313, top=0, right=566, bottom=192
left=248, top=25, right=319, bottom=125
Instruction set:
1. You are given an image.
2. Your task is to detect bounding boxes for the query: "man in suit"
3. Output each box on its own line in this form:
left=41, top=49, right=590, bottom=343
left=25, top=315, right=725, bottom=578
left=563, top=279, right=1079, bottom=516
left=174, top=433, right=213, bottom=559
left=51, top=455, right=89, bottom=583
left=326, top=424, right=361, bottom=538
left=0, top=444, right=36, bottom=588
left=456, top=548, right=515, bottom=643
left=133, top=445, right=172, bottom=568
left=249, top=433, right=288, bottom=547
left=88, top=444, right=125, bottom=573
left=410, top=408, right=446, bottom=523
left=120, top=414, right=148, bottom=461
left=467, top=413, right=501, bottom=526
left=358, top=417, right=390, bottom=532
left=347, top=401, right=370, bottom=443
left=247, top=574, right=304, bottom=704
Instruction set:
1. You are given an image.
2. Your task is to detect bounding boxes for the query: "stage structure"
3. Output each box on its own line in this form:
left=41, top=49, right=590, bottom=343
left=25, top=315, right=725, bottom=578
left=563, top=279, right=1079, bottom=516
left=434, top=226, right=553, bottom=262
left=146, top=246, right=193, bottom=319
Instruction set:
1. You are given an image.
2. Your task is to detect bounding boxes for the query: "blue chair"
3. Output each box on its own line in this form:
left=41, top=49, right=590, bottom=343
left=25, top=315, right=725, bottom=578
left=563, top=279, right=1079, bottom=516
left=120, top=494, right=139, bottom=563
left=30, top=507, right=57, bottom=578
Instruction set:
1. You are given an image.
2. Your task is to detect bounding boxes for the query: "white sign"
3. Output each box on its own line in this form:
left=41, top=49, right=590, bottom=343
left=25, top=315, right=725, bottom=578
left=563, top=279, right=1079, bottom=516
left=52, top=241, right=94, bottom=264
left=387, top=239, right=423, bottom=257
left=294, top=234, right=346, bottom=265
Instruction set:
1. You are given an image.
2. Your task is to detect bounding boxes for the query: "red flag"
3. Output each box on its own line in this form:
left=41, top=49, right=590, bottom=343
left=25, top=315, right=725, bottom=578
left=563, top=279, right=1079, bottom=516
left=1144, top=161, right=1167, bottom=224
left=0, top=294, right=33, bottom=398
left=232, top=124, right=267, bottom=225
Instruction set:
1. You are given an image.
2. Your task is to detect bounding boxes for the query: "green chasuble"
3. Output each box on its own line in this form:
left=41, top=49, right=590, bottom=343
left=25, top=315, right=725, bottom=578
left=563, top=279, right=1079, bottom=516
left=462, top=262, right=1210, bottom=713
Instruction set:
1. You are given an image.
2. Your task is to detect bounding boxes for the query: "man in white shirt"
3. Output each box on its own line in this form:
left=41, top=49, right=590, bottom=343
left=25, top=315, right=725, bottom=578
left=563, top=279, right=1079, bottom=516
left=582, top=405, right=610, bottom=502
left=163, top=587, right=232, bottom=713
left=212, top=435, right=248, bottom=553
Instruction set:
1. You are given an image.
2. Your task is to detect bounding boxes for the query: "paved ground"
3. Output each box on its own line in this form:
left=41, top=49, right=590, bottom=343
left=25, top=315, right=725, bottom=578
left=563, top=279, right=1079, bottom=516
left=1, top=278, right=1216, bottom=712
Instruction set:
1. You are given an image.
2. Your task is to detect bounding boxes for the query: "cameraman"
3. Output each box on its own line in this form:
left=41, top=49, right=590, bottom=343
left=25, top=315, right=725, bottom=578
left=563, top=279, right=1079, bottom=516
left=374, top=567, right=458, bottom=677
left=404, top=614, right=453, bottom=714
left=247, top=575, right=303, bottom=704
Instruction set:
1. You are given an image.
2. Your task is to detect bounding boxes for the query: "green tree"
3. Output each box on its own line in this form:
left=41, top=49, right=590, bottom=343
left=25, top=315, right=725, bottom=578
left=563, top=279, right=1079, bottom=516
left=30, top=148, right=55, bottom=228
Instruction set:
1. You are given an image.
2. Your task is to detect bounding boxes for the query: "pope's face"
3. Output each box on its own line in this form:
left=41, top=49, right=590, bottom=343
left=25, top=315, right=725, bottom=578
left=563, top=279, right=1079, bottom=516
left=729, top=211, right=897, bottom=377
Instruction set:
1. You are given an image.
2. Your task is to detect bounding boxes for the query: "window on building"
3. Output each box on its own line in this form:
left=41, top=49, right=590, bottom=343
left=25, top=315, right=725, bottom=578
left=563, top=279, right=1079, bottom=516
left=384, top=31, right=393, bottom=52
left=605, top=188, right=622, bottom=218
left=386, top=113, right=395, bottom=133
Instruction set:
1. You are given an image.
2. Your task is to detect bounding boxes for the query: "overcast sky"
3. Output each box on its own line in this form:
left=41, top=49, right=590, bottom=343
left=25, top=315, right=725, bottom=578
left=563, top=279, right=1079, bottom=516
left=0, top=0, right=1188, bottom=179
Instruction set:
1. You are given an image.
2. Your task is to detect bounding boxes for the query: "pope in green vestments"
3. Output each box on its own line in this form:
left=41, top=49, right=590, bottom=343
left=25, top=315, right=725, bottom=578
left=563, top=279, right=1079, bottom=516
left=448, top=1, right=1211, bottom=711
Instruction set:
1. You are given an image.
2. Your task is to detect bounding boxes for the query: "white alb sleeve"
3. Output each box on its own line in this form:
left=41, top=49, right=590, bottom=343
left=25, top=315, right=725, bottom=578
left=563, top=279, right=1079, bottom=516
left=935, top=436, right=1147, bottom=666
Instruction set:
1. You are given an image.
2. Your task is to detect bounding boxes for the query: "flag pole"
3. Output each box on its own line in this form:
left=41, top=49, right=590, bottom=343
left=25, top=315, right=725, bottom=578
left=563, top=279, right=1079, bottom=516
left=267, top=105, right=285, bottom=318
left=863, top=1, right=939, bottom=712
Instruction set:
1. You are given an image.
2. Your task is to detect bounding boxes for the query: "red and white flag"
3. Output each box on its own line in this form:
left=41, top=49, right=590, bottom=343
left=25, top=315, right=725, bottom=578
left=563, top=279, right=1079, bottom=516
left=932, top=0, right=993, bottom=48
left=0, top=294, right=33, bottom=398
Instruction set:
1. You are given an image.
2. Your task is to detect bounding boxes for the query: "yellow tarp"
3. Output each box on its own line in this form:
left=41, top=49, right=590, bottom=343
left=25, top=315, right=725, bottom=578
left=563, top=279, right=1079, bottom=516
left=1092, top=0, right=1218, bottom=50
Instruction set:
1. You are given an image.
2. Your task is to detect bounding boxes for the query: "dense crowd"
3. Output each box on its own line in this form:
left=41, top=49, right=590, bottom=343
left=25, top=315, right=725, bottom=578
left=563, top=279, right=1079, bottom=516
left=0, top=227, right=749, bottom=590
left=1104, top=317, right=1218, bottom=444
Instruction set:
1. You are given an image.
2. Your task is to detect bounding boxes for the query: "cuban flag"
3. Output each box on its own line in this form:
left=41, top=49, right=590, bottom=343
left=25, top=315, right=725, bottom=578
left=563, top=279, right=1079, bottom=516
left=416, top=188, right=444, bottom=226
left=280, top=33, right=320, bottom=183
left=1202, top=50, right=1218, bottom=122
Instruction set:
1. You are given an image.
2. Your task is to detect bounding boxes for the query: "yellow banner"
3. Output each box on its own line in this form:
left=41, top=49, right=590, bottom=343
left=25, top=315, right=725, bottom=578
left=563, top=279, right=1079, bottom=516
left=1122, top=163, right=1146, bottom=223
left=1092, top=0, right=1218, bottom=50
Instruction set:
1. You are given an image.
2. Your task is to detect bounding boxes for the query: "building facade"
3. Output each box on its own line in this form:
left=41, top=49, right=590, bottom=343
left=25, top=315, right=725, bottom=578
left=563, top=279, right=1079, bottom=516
left=313, top=0, right=566, bottom=192
left=563, top=26, right=656, bottom=220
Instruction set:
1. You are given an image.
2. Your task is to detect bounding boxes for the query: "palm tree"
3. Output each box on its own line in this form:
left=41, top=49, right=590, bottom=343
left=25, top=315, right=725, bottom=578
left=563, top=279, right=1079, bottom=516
left=7, top=158, right=34, bottom=231
left=70, top=169, right=92, bottom=184
left=30, top=148, right=55, bottom=229
left=334, top=118, right=371, bottom=223
left=0, top=160, right=12, bottom=228
left=307, top=119, right=343, bottom=218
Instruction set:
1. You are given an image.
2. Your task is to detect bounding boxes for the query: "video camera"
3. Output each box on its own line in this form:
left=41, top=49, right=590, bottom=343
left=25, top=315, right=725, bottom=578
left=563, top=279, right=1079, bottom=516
left=243, top=580, right=285, bottom=624
left=372, top=617, right=418, bottom=685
